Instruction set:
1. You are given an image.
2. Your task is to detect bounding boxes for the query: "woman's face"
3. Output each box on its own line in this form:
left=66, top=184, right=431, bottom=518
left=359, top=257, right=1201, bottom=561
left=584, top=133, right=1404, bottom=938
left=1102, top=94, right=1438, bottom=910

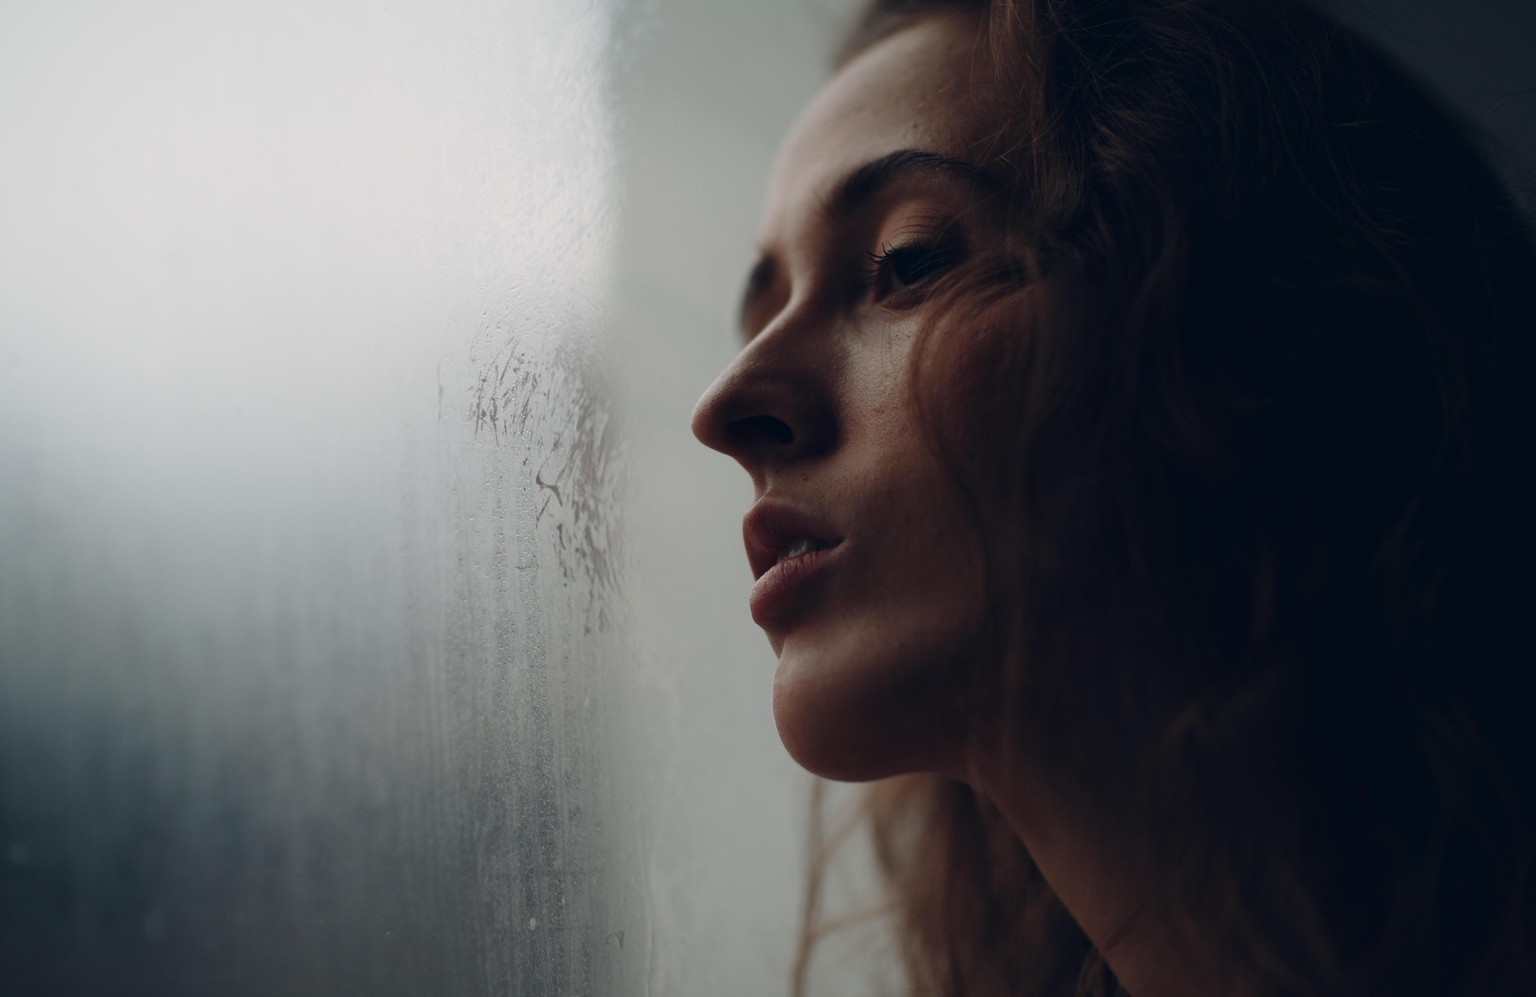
left=691, top=13, right=1005, bottom=781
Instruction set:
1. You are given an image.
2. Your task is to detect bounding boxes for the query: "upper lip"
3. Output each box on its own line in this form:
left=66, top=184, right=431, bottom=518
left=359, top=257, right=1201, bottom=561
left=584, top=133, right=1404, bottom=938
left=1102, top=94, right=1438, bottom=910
left=743, top=499, right=843, bottom=581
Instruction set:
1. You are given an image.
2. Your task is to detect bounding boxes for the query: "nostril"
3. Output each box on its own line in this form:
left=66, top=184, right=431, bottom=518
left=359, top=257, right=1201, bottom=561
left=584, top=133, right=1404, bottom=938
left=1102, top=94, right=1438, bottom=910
left=727, top=414, right=794, bottom=451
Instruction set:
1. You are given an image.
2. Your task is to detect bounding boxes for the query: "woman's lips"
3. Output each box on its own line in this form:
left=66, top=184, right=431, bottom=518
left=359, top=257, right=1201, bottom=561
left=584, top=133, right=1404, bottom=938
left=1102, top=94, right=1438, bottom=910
left=742, top=500, right=844, bottom=629
left=742, top=501, right=841, bottom=579
left=748, top=541, right=841, bottom=628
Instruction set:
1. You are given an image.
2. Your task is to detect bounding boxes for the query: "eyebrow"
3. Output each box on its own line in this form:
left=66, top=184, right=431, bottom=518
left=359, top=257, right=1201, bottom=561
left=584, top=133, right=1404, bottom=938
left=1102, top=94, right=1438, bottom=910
left=737, top=148, right=999, bottom=333
left=829, top=148, right=1000, bottom=218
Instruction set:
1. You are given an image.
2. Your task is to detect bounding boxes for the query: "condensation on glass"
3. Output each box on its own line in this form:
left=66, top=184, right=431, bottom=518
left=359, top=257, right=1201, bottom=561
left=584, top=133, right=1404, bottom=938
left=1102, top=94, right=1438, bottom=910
left=0, top=2, right=641, bottom=994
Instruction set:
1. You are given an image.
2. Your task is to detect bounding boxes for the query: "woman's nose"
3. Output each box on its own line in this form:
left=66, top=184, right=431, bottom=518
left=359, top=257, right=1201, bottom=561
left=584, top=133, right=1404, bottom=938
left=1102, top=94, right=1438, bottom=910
left=690, top=347, right=837, bottom=479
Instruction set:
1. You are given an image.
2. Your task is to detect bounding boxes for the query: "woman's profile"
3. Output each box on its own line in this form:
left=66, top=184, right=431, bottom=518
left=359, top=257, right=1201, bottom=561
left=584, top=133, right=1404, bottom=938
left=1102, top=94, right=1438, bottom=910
left=691, top=0, right=1536, bottom=993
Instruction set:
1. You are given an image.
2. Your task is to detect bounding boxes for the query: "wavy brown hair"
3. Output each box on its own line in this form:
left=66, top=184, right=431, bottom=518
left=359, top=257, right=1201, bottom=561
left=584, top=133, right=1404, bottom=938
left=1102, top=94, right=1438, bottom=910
left=794, top=1, right=1536, bottom=995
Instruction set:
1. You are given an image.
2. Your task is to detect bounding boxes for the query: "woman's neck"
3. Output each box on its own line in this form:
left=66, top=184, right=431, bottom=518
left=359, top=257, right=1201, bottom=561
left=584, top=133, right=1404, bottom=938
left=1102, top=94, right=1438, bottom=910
left=971, top=761, right=1245, bottom=997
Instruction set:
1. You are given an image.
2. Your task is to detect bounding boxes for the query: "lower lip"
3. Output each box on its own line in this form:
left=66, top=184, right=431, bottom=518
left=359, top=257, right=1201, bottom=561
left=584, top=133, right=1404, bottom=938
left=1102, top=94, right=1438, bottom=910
left=749, top=544, right=840, bottom=627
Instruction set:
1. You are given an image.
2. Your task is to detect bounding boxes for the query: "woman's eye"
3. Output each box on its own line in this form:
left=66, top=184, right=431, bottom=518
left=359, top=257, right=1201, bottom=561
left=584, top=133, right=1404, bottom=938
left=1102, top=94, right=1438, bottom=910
left=862, top=241, right=966, bottom=302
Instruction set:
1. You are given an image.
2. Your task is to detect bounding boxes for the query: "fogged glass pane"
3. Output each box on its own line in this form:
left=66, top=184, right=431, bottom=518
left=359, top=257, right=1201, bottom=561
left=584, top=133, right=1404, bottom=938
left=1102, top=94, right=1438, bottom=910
left=0, top=2, right=636, bottom=994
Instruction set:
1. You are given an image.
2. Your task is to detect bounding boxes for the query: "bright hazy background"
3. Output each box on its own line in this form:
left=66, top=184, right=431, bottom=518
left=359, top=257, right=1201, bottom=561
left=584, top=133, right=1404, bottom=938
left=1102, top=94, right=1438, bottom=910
left=0, top=0, right=1528, bottom=994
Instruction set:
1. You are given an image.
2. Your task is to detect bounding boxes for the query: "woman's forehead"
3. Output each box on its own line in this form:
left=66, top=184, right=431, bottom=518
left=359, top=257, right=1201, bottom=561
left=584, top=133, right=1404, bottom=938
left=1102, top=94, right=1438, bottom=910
left=759, top=13, right=991, bottom=236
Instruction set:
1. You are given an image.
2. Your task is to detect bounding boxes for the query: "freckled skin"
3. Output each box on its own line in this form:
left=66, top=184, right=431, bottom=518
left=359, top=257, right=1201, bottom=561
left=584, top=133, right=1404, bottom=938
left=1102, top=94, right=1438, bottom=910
left=695, top=19, right=1283, bottom=995
left=691, top=15, right=996, bottom=783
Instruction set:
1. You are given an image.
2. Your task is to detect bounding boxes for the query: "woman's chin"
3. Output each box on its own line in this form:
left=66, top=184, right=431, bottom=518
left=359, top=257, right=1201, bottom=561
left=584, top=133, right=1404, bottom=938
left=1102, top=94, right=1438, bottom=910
left=769, top=641, right=968, bottom=783
left=771, top=685, right=895, bottom=782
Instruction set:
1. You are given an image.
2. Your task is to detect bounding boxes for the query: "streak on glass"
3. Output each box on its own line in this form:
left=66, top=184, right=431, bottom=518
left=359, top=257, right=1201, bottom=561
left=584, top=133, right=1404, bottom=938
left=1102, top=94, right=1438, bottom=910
left=0, top=1, right=637, bottom=993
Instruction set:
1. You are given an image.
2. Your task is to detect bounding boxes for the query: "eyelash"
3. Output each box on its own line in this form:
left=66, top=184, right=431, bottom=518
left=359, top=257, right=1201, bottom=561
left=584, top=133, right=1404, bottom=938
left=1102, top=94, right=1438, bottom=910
left=860, top=240, right=967, bottom=301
